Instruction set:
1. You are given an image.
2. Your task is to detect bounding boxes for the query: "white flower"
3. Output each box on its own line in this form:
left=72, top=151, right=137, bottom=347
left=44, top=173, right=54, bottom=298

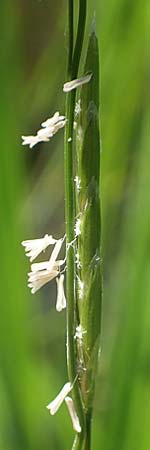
left=27, top=237, right=65, bottom=294
left=28, top=267, right=59, bottom=294
left=56, top=274, right=66, bottom=312
left=65, top=396, right=81, bottom=433
left=75, top=99, right=81, bottom=116
left=22, top=111, right=66, bottom=148
left=22, top=129, right=51, bottom=148
left=30, top=259, right=64, bottom=273
left=46, top=382, right=72, bottom=415
left=63, top=73, right=92, bottom=93
left=75, top=324, right=86, bottom=341
left=21, top=234, right=57, bottom=262
left=37, top=128, right=53, bottom=139
left=75, top=218, right=81, bottom=237
left=74, top=176, right=81, bottom=192
left=21, top=135, right=41, bottom=148
left=48, top=237, right=65, bottom=272
left=77, top=276, right=84, bottom=300
left=41, top=111, right=65, bottom=128
left=75, top=252, right=81, bottom=269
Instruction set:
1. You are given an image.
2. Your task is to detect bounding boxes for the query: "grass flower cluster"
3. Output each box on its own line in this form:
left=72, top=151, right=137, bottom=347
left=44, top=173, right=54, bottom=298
left=21, top=2, right=102, bottom=449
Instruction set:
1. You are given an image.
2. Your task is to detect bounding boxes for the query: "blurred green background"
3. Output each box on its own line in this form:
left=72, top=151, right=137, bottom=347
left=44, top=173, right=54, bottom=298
left=0, top=1, right=149, bottom=450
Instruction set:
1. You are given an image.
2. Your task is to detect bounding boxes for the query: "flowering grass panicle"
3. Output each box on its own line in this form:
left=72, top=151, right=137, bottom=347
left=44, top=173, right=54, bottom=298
left=21, top=3, right=101, bottom=449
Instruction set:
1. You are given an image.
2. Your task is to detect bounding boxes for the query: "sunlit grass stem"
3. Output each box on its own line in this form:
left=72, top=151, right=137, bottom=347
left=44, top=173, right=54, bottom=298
left=65, top=1, right=87, bottom=447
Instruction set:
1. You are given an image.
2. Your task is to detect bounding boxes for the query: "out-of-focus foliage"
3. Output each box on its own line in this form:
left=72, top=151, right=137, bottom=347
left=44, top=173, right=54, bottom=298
left=0, top=1, right=149, bottom=450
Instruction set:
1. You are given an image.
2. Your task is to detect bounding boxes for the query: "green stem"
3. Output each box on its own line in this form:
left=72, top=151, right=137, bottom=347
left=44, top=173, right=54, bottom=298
left=65, top=88, right=76, bottom=381
left=72, top=432, right=85, bottom=450
left=65, top=0, right=87, bottom=441
left=72, top=0, right=87, bottom=78
left=68, top=0, right=73, bottom=75
left=72, top=412, right=92, bottom=450
left=83, top=412, right=92, bottom=450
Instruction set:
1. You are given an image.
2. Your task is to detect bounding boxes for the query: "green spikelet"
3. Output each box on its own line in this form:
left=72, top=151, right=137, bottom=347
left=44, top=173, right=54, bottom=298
left=76, top=25, right=102, bottom=420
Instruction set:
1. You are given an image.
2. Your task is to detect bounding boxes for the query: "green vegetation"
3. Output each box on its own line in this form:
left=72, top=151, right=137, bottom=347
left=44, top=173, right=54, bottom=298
left=0, top=1, right=148, bottom=450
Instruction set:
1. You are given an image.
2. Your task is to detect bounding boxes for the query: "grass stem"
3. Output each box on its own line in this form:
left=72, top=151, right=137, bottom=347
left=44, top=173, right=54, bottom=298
left=65, top=0, right=87, bottom=441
